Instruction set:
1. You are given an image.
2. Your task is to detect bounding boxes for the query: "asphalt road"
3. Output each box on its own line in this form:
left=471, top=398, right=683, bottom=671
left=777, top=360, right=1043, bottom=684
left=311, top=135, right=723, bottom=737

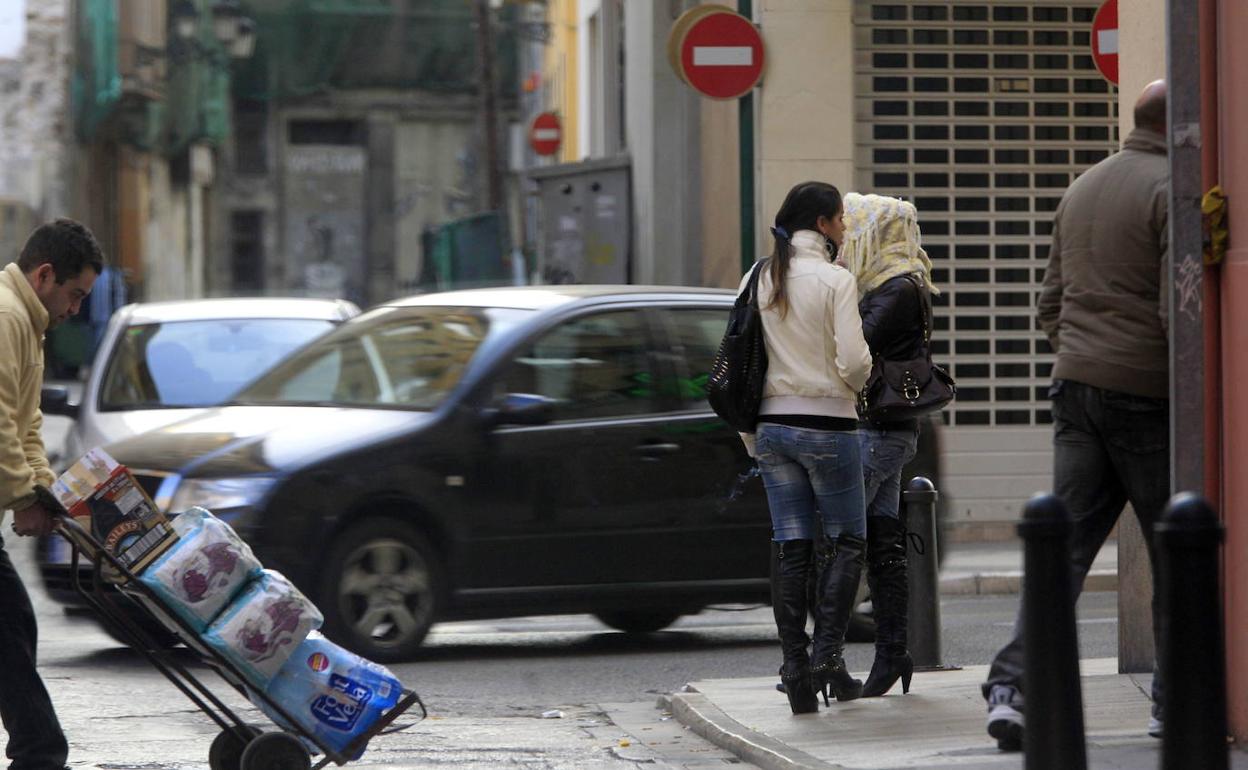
left=23, top=413, right=1122, bottom=768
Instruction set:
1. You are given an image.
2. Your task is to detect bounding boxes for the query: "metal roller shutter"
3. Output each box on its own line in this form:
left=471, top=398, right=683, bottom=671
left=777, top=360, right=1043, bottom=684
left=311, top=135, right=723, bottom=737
left=853, top=0, right=1119, bottom=529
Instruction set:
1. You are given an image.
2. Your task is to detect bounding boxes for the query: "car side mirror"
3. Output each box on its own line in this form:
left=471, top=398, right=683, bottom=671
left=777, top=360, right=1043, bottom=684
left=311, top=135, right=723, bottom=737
left=485, top=393, right=557, bottom=427
left=41, top=386, right=79, bottom=419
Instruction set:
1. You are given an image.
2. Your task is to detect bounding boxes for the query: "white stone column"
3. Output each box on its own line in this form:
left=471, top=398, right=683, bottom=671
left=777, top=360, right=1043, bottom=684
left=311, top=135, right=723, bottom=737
left=756, top=0, right=856, bottom=251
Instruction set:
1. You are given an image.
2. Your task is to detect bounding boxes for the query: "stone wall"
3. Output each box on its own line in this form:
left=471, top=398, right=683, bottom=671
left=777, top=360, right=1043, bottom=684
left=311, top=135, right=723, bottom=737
left=0, top=0, right=71, bottom=219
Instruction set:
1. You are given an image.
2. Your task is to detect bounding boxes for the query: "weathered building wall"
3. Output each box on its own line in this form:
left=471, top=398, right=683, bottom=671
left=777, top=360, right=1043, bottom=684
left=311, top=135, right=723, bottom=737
left=0, top=0, right=71, bottom=225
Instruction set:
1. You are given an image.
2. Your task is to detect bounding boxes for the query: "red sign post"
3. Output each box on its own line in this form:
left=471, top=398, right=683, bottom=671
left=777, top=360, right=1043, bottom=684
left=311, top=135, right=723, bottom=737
left=676, top=9, right=765, bottom=100
left=529, top=112, right=562, bottom=156
left=1091, top=0, right=1119, bottom=85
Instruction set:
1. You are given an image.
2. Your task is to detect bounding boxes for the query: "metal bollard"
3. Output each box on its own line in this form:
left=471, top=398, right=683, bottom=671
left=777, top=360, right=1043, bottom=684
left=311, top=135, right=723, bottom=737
left=903, top=476, right=942, bottom=669
left=1157, top=492, right=1228, bottom=770
left=1018, top=493, right=1086, bottom=770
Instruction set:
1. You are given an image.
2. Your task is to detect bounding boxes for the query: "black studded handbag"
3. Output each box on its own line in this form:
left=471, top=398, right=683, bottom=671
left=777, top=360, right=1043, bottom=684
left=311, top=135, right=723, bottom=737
left=707, top=260, right=769, bottom=433
left=858, top=274, right=956, bottom=422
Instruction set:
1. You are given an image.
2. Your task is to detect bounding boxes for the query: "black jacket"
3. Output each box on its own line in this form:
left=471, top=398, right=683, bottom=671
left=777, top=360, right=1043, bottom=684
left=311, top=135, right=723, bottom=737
left=859, top=274, right=927, bottom=364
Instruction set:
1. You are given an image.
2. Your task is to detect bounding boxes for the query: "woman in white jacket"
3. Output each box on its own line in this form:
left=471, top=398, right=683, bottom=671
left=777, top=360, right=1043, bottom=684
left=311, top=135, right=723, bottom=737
left=743, top=181, right=873, bottom=713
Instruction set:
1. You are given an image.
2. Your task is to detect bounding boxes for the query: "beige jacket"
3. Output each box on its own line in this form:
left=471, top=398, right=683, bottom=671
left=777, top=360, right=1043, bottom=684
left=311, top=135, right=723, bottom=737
left=1037, top=128, right=1170, bottom=398
left=0, top=262, right=54, bottom=513
left=739, top=230, right=873, bottom=421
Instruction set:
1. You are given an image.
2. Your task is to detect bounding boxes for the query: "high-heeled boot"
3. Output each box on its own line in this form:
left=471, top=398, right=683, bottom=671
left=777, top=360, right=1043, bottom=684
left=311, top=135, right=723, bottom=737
left=810, top=533, right=867, bottom=704
left=862, top=515, right=914, bottom=697
left=771, top=539, right=819, bottom=713
left=772, top=540, right=820, bottom=713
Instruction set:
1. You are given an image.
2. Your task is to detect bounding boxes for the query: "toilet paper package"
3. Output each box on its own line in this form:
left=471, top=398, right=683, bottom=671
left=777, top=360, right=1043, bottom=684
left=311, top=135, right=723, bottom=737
left=136, top=508, right=263, bottom=632
left=250, top=631, right=404, bottom=760
left=201, top=570, right=322, bottom=687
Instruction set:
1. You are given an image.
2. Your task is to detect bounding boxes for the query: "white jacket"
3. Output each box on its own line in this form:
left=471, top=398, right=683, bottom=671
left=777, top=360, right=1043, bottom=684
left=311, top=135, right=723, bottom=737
left=738, top=230, right=872, bottom=424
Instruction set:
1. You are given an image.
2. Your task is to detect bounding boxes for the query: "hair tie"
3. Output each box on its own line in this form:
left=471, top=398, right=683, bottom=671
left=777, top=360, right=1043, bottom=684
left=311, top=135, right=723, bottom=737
left=770, top=225, right=790, bottom=240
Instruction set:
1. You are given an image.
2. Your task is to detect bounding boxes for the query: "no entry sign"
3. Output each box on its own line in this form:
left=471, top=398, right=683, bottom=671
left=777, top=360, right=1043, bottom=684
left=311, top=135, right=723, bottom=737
left=1091, top=0, right=1119, bottom=85
left=672, top=8, right=765, bottom=100
left=529, top=112, right=562, bottom=156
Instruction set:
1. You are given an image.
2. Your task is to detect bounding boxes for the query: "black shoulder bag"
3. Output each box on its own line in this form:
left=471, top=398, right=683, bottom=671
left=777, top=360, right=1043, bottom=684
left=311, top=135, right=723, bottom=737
left=858, top=274, right=956, bottom=422
left=707, top=260, right=769, bottom=432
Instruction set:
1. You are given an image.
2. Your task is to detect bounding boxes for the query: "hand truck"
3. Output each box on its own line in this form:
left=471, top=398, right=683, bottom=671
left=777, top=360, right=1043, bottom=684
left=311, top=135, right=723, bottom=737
left=40, top=488, right=425, bottom=770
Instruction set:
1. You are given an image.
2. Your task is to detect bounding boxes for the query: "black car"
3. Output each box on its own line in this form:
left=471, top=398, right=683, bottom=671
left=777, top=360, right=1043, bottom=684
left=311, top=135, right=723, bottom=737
left=41, top=286, right=944, bottom=661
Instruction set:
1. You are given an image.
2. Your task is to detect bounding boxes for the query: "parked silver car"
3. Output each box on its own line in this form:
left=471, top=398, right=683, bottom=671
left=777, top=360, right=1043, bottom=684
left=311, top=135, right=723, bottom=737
left=41, top=297, right=360, bottom=468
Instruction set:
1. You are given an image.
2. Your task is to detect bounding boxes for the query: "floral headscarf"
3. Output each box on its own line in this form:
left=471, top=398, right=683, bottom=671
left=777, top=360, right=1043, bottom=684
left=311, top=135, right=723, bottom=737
left=841, top=192, right=938, bottom=298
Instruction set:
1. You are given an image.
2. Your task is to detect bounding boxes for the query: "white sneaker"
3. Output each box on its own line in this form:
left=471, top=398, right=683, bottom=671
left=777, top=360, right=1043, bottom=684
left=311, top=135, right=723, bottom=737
left=986, top=685, right=1024, bottom=752
left=1148, top=715, right=1163, bottom=738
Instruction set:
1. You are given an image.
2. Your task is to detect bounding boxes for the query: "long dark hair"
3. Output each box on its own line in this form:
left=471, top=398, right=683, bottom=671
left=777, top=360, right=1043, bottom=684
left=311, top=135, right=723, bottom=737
left=766, top=181, right=842, bottom=318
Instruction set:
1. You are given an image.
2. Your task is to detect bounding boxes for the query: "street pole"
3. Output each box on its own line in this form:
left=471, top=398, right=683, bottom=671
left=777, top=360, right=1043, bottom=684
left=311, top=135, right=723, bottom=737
left=474, top=0, right=504, bottom=211
left=738, top=0, right=755, bottom=273
left=1167, top=0, right=1204, bottom=494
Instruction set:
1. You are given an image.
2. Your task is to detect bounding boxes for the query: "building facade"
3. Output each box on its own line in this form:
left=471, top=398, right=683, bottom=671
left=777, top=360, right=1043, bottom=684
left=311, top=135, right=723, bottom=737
left=557, top=0, right=1118, bottom=538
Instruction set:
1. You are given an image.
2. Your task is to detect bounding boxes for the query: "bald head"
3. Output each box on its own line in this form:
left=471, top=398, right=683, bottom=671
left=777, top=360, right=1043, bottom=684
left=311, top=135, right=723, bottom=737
left=1133, top=80, right=1167, bottom=133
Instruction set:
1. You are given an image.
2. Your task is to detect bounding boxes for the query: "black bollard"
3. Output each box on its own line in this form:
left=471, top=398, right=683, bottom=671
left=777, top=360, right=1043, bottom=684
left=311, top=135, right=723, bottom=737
left=1157, top=492, right=1227, bottom=770
left=1018, top=493, right=1086, bottom=770
left=903, top=476, right=942, bottom=668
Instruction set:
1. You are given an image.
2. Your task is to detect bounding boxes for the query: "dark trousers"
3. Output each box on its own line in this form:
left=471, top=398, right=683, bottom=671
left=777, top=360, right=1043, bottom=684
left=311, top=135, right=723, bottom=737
left=982, top=380, right=1168, bottom=714
left=0, top=534, right=68, bottom=770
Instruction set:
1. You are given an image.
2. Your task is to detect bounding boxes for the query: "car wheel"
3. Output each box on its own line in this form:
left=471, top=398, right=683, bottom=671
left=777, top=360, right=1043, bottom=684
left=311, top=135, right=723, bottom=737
left=320, top=518, right=442, bottom=663
left=846, top=611, right=877, bottom=644
left=594, top=610, right=683, bottom=633
left=101, top=608, right=183, bottom=650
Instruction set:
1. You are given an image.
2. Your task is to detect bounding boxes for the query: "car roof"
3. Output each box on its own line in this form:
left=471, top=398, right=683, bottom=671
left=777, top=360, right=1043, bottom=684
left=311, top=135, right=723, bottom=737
left=119, top=297, right=359, bottom=324
left=386, top=285, right=735, bottom=311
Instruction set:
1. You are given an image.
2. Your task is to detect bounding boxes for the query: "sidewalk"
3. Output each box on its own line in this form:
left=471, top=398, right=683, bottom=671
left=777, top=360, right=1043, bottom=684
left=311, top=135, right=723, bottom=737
left=667, top=659, right=1247, bottom=770
left=938, top=539, right=1118, bottom=595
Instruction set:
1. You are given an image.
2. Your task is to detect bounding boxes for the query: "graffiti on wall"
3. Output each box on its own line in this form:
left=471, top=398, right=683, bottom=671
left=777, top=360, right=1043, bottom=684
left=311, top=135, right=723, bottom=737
left=283, top=146, right=367, bottom=304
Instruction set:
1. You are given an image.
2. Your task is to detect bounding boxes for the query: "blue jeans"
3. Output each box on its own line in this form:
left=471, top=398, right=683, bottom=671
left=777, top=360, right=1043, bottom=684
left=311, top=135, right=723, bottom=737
left=0, top=535, right=68, bottom=770
left=860, top=425, right=920, bottom=521
left=983, top=380, right=1168, bottom=715
left=754, top=424, right=866, bottom=541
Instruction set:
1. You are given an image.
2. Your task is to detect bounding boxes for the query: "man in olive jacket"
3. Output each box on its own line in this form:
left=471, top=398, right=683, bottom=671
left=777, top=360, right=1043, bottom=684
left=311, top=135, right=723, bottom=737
left=0, top=219, right=101, bottom=770
left=982, top=80, right=1171, bottom=751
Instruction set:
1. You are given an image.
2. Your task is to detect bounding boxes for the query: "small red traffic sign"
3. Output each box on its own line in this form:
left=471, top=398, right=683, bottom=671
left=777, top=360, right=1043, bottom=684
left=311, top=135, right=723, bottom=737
left=677, top=9, right=764, bottom=100
left=1090, top=0, right=1119, bottom=85
left=529, top=112, right=562, bottom=156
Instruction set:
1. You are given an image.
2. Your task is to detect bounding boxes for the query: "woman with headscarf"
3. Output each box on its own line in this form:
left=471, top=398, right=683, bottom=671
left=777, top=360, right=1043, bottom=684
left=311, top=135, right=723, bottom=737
left=839, top=192, right=938, bottom=697
left=740, top=181, right=873, bottom=713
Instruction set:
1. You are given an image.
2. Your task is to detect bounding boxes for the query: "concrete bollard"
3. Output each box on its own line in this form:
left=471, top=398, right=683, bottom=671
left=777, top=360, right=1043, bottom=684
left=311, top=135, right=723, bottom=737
left=1157, top=492, right=1227, bottom=770
left=1018, top=493, right=1086, bottom=770
left=903, top=476, right=942, bottom=668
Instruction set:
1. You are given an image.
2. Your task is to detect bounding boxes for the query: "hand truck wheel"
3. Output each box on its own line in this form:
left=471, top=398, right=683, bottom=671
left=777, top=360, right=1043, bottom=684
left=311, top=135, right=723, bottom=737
left=240, top=731, right=311, bottom=770
left=208, top=724, right=262, bottom=770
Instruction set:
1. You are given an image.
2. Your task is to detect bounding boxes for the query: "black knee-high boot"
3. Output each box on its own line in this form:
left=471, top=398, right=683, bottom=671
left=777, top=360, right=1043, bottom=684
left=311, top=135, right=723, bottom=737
left=810, top=534, right=866, bottom=704
left=771, top=539, right=819, bottom=714
left=862, top=515, right=914, bottom=697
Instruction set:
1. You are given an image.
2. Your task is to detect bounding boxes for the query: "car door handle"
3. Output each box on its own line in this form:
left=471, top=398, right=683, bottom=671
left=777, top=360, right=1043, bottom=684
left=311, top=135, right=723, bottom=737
left=635, top=442, right=681, bottom=456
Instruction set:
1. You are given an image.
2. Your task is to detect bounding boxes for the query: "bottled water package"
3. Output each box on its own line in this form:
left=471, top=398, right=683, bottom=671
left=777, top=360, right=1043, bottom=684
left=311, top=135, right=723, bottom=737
left=252, top=631, right=404, bottom=760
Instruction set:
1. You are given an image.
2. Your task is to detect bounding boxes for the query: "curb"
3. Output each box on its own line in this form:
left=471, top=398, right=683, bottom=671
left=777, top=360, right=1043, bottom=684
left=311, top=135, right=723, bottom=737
left=663, top=690, right=841, bottom=770
left=939, top=569, right=1117, bottom=596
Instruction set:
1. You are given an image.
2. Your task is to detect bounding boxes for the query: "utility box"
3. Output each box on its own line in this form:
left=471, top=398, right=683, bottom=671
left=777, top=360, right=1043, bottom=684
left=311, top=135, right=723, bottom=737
left=529, top=156, right=631, bottom=285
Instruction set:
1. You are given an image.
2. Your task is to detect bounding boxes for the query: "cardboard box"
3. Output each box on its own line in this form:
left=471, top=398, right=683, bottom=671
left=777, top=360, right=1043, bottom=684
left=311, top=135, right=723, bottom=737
left=50, top=448, right=176, bottom=575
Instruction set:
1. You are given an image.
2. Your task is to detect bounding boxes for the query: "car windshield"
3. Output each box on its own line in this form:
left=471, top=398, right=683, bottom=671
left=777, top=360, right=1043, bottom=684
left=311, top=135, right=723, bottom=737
left=234, top=305, right=530, bottom=410
left=99, top=318, right=336, bottom=410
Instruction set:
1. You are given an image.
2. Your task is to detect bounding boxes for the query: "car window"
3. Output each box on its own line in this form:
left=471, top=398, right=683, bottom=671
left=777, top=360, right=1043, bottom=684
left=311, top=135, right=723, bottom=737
left=497, top=310, right=657, bottom=421
left=98, top=319, right=335, bottom=410
left=664, top=308, right=728, bottom=410
left=239, top=306, right=530, bottom=409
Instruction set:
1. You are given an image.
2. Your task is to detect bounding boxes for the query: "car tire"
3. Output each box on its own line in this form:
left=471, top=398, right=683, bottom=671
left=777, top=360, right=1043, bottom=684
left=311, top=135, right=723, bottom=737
left=594, top=610, right=683, bottom=634
left=319, top=518, right=442, bottom=663
left=101, top=608, right=183, bottom=650
left=845, top=611, right=877, bottom=644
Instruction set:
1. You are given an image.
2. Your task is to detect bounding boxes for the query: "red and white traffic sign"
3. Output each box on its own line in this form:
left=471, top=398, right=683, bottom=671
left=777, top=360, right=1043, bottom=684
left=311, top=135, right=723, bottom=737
left=529, top=112, right=562, bottom=156
left=677, top=10, right=765, bottom=100
left=1091, top=0, right=1119, bottom=85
